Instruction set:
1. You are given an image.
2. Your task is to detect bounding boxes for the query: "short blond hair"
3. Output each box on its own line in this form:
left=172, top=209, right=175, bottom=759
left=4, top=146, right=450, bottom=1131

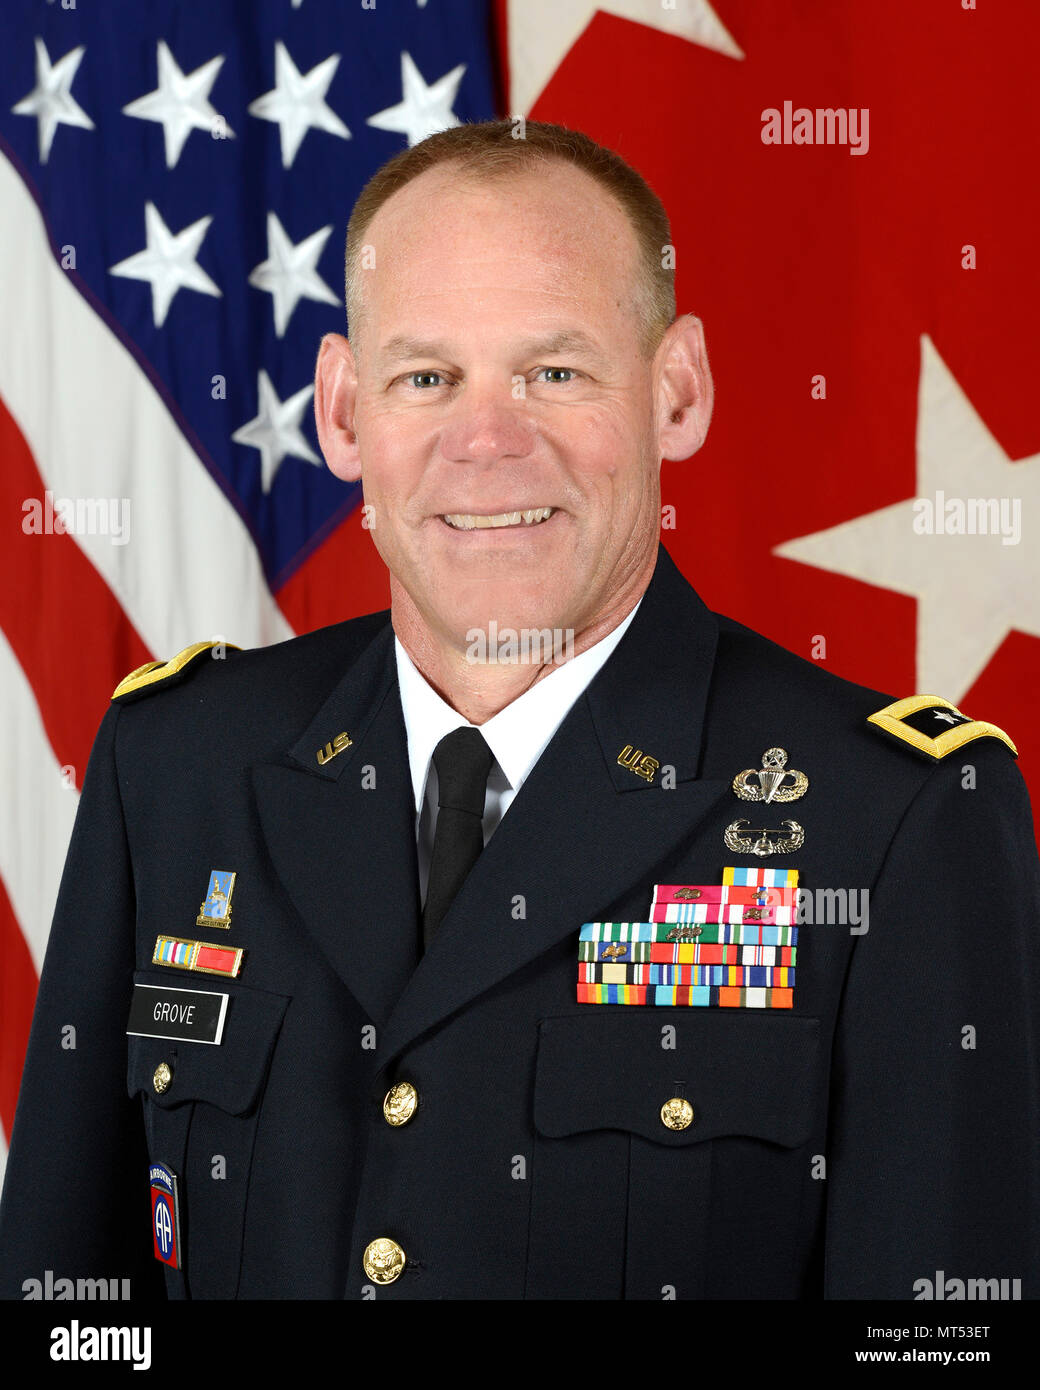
left=345, top=119, right=675, bottom=356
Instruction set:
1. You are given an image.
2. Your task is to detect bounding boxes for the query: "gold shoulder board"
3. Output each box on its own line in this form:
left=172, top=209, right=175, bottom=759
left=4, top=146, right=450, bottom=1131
left=111, top=641, right=241, bottom=703
left=867, top=694, right=1017, bottom=760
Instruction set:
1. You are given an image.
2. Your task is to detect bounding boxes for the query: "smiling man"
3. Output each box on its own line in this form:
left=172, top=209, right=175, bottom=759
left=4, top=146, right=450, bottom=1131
left=1, top=120, right=1038, bottom=1304
left=314, top=145, right=709, bottom=724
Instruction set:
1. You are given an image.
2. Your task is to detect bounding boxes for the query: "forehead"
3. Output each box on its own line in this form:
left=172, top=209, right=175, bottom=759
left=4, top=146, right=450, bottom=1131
left=360, top=160, right=642, bottom=335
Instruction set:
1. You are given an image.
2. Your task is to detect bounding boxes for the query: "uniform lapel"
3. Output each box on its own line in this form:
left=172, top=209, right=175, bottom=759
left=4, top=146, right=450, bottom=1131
left=251, top=622, right=422, bottom=1026
left=377, top=545, right=730, bottom=1068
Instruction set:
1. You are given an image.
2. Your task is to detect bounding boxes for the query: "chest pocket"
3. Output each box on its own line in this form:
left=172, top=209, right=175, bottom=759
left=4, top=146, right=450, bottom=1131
left=526, top=1011, right=823, bottom=1300
left=127, top=970, right=289, bottom=1299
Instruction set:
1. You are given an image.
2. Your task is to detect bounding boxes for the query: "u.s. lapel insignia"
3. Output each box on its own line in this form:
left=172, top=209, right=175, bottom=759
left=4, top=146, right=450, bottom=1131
left=196, top=870, right=236, bottom=928
left=732, top=748, right=808, bottom=803
left=724, top=818, right=804, bottom=857
left=153, top=935, right=244, bottom=978
left=867, top=695, right=1017, bottom=760
left=617, top=745, right=659, bottom=782
left=316, top=731, right=353, bottom=766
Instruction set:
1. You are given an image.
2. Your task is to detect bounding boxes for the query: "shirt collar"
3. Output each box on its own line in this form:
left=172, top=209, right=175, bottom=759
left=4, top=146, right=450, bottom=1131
left=394, top=599, right=643, bottom=815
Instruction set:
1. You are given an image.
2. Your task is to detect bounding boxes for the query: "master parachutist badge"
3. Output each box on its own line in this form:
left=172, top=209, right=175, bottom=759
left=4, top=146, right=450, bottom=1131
left=732, top=748, right=808, bottom=804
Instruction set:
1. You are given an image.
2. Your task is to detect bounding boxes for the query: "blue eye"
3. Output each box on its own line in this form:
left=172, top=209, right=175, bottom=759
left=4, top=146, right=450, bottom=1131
left=410, top=371, right=442, bottom=389
left=539, top=368, right=573, bottom=383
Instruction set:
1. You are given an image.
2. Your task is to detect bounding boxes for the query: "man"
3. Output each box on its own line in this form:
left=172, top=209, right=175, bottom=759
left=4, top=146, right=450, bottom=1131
left=1, top=120, right=1038, bottom=1301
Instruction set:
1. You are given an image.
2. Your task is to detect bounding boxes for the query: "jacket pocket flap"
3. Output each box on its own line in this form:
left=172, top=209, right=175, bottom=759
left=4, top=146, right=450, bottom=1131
left=126, top=971, right=289, bottom=1116
left=534, top=1011, right=821, bottom=1148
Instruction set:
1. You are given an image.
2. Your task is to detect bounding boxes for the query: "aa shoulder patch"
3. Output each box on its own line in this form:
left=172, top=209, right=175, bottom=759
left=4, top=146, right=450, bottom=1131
left=867, top=694, right=1017, bottom=761
left=111, top=641, right=240, bottom=703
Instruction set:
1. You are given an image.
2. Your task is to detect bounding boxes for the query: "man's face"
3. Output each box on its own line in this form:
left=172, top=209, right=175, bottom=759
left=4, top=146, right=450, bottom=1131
left=321, top=160, right=706, bottom=651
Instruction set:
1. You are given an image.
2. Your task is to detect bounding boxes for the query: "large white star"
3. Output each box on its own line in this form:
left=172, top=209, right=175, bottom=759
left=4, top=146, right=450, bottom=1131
left=122, top=41, right=233, bottom=169
left=774, top=336, right=1040, bottom=703
left=248, top=42, right=350, bottom=169
left=367, top=52, right=465, bottom=148
left=248, top=213, right=339, bottom=337
left=232, top=370, right=321, bottom=492
left=507, top=0, right=743, bottom=117
left=109, top=202, right=221, bottom=328
left=12, top=38, right=95, bottom=164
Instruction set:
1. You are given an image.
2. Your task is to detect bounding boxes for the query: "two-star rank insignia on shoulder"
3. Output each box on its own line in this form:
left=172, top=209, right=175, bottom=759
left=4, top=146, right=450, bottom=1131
left=867, top=694, right=1017, bottom=761
left=111, top=641, right=240, bottom=704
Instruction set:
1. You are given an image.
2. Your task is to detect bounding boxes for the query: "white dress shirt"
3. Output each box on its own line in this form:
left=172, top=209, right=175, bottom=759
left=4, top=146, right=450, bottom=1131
left=394, top=601, right=642, bottom=903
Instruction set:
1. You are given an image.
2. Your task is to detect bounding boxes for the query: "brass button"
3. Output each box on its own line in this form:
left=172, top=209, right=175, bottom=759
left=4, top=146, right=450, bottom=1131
left=660, top=1097, right=693, bottom=1131
left=363, top=1238, right=406, bottom=1285
left=383, top=1081, right=418, bottom=1127
left=153, top=1062, right=172, bottom=1095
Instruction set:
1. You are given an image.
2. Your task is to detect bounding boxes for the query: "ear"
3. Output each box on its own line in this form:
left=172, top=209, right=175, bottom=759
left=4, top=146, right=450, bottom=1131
left=314, top=333, right=362, bottom=483
left=654, top=314, right=714, bottom=461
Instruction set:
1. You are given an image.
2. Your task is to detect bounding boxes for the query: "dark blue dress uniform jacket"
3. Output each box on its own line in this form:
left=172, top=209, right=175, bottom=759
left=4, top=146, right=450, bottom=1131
left=2, top=543, right=1038, bottom=1300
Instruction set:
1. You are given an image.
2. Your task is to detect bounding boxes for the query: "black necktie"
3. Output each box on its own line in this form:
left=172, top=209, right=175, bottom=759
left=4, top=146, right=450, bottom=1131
left=422, top=727, right=494, bottom=949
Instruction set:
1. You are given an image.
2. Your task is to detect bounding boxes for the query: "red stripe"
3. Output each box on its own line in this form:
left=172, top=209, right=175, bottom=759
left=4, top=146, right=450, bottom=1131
left=194, top=944, right=239, bottom=976
left=0, top=873, right=38, bottom=1142
left=0, top=394, right=152, bottom=781
left=275, top=508, right=389, bottom=635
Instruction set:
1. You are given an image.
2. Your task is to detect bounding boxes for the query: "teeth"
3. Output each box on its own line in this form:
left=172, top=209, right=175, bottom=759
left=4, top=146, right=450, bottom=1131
left=443, top=507, right=554, bottom=530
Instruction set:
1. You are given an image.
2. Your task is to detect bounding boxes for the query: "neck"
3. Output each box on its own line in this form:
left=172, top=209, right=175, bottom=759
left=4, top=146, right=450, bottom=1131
left=390, top=561, right=654, bottom=725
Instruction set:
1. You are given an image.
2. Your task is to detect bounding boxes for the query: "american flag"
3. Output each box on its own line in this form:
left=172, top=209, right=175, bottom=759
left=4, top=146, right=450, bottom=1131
left=1, top=0, right=1037, bottom=1186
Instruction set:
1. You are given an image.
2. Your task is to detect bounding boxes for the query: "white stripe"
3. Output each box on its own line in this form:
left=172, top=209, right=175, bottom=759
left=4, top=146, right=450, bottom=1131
left=0, top=150, right=293, bottom=655
left=0, top=628, right=79, bottom=977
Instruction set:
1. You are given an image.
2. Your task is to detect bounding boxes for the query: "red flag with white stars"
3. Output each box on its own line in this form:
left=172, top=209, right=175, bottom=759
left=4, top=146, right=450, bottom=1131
left=501, top=0, right=1039, bottom=833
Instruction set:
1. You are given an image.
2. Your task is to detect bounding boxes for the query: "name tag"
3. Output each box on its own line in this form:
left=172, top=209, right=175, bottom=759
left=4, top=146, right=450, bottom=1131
left=126, top=984, right=229, bottom=1045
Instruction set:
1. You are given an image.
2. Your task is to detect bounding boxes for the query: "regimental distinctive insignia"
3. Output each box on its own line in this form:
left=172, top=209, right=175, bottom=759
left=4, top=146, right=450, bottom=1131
left=867, top=694, right=1017, bottom=761
left=111, top=641, right=240, bottom=703
left=316, top=731, right=353, bottom=766
left=152, top=935, right=243, bottom=978
left=196, top=870, right=236, bottom=929
left=149, top=1161, right=182, bottom=1269
left=732, top=747, right=808, bottom=804
left=724, top=818, right=804, bottom=857
left=617, top=744, right=659, bottom=783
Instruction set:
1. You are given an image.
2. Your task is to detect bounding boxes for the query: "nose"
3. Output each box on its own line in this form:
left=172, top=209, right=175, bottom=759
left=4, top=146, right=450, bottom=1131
left=438, top=380, right=537, bottom=465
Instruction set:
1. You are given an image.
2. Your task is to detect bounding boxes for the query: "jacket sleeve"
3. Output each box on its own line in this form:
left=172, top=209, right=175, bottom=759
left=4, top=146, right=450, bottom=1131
left=0, top=702, right=164, bottom=1300
left=824, top=741, right=1040, bottom=1298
